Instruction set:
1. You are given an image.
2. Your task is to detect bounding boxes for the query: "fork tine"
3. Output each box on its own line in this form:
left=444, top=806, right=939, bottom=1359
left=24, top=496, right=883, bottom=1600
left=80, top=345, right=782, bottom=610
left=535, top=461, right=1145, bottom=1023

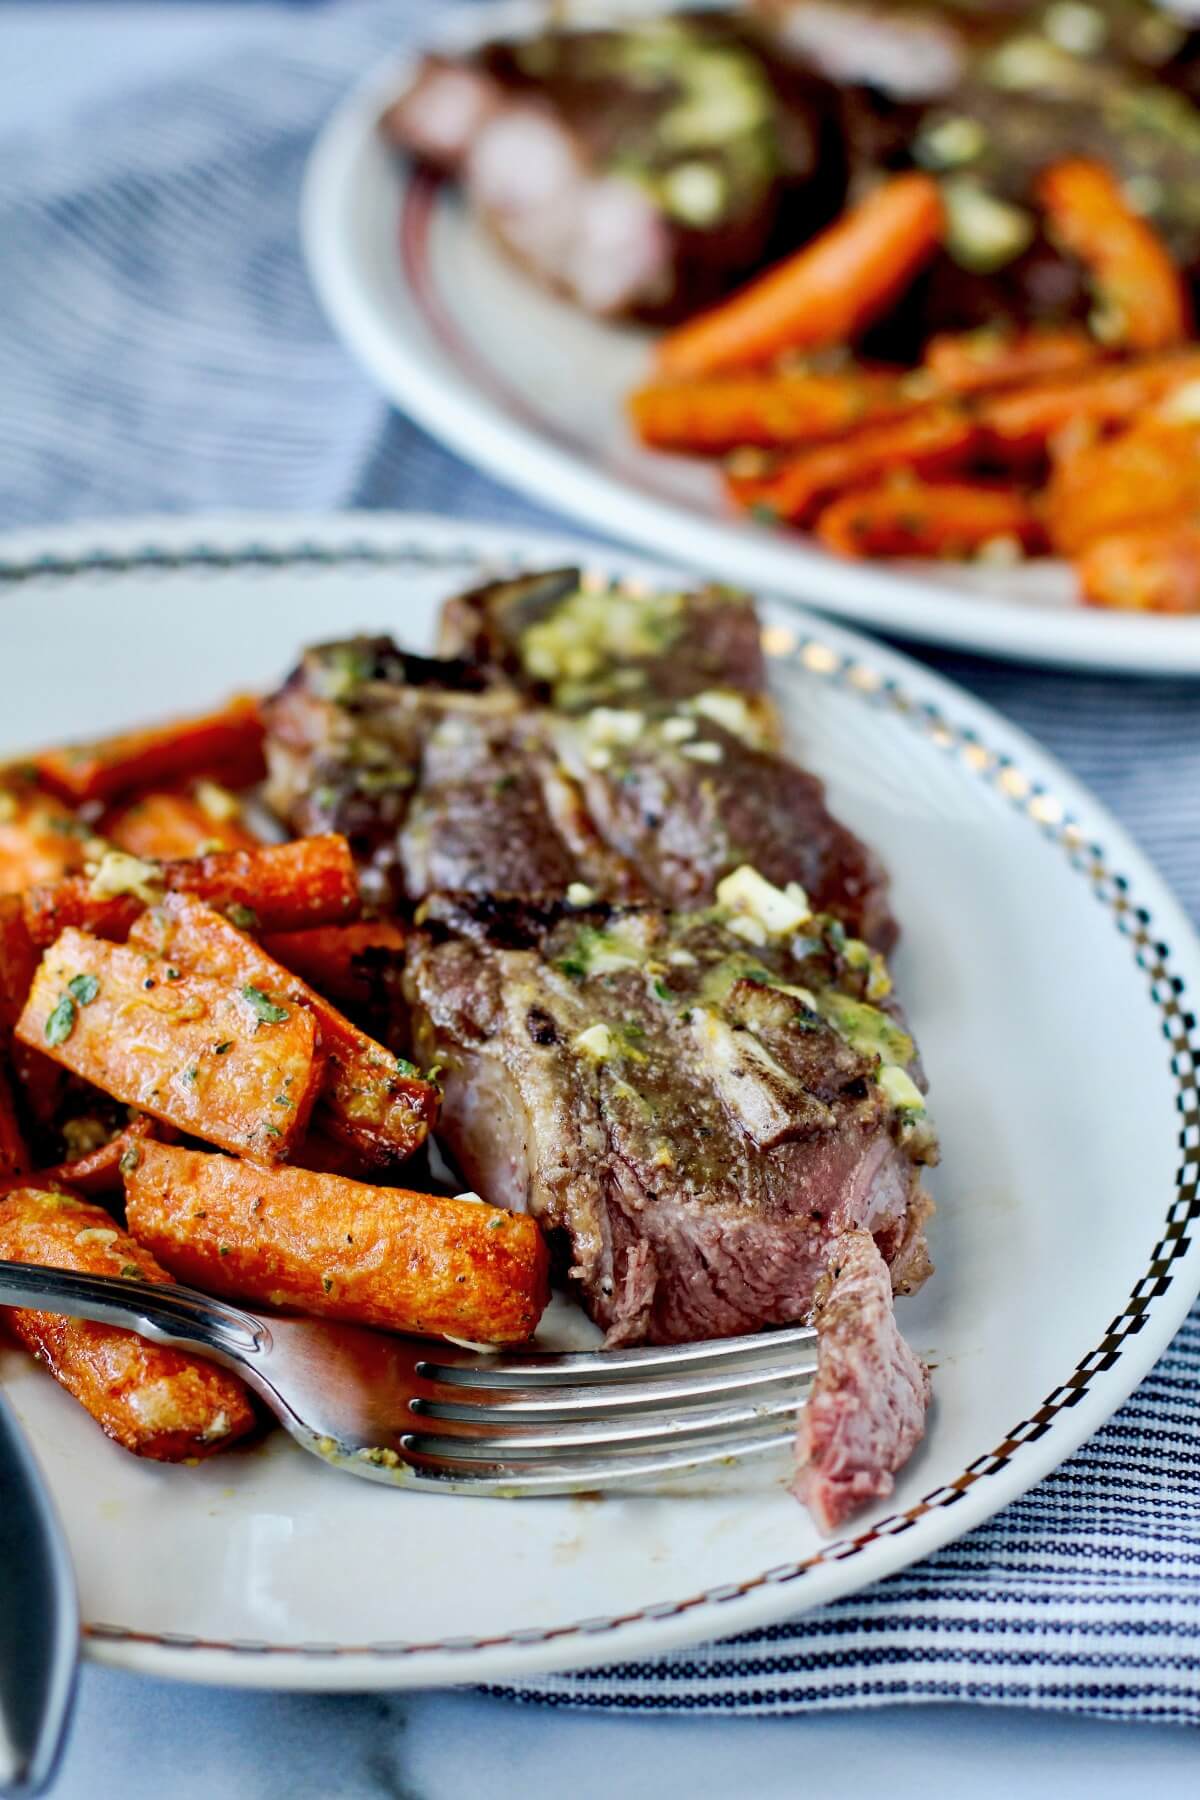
left=403, top=1385, right=811, bottom=1459
left=389, top=1426, right=798, bottom=1495
left=416, top=1353, right=819, bottom=1421
left=421, top=1322, right=818, bottom=1388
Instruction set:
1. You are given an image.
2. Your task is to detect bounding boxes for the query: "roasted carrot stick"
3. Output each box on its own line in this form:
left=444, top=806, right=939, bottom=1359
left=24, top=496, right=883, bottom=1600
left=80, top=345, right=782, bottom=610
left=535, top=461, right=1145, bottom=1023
left=0, top=1065, right=28, bottom=1180
left=1076, top=519, right=1200, bottom=613
left=125, top=1142, right=550, bottom=1345
left=815, top=480, right=1046, bottom=560
left=629, top=368, right=921, bottom=453
left=1037, top=159, right=1191, bottom=353
left=977, top=351, right=1200, bottom=459
left=657, top=175, right=944, bottom=377
left=727, top=404, right=977, bottom=526
left=0, top=1187, right=256, bottom=1460
left=33, top=695, right=265, bottom=806
left=0, top=783, right=100, bottom=896
left=259, top=918, right=408, bottom=1011
left=1043, top=420, right=1200, bottom=553
left=23, top=834, right=360, bottom=947
left=105, top=788, right=260, bottom=861
left=922, top=326, right=1099, bottom=395
left=0, top=897, right=64, bottom=1130
left=15, top=928, right=326, bottom=1164
left=0, top=1115, right=160, bottom=1200
left=129, top=897, right=436, bottom=1167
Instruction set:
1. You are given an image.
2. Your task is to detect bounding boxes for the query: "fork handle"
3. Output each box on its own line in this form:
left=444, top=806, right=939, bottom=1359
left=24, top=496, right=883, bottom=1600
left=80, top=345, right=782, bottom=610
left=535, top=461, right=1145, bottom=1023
left=0, top=1260, right=266, bottom=1364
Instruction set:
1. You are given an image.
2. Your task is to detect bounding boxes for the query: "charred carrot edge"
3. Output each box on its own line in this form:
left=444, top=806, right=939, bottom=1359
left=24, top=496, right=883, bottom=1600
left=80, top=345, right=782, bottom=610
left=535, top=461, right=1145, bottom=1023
left=657, top=174, right=944, bottom=378
left=0, top=1186, right=256, bottom=1460
left=978, top=351, right=1200, bottom=458
left=1043, top=419, right=1200, bottom=554
left=22, top=833, right=361, bottom=948
left=259, top=918, right=408, bottom=1009
left=105, top=789, right=260, bottom=861
left=727, top=404, right=978, bottom=526
left=33, top=695, right=265, bottom=806
left=0, top=784, right=99, bottom=897
left=1037, top=159, right=1191, bottom=353
left=1076, top=519, right=1200, bottom=614
left=0, top=1115, right=160, bottom=1200
left=922, top=326, right=1100, bottom=396
left=815, top=480, right=1046, bottom=560
left=15, top=927, right=326, bottom=1165
left=628, top=368, right=921, bottom=453
left=0, top=1064, right=28, bottom=1179
left=125, top=1141, right=550, bottom=1345
left=129, top=896, right=436, bottom=1167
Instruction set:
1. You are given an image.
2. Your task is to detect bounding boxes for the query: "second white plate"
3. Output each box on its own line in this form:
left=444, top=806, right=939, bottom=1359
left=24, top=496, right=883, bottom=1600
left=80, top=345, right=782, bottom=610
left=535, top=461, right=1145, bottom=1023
left=301, top=0, right=1200, bottom=677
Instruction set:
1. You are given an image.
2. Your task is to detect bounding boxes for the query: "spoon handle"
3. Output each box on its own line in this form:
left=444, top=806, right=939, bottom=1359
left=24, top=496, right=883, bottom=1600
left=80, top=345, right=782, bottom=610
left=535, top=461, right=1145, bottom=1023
left=0, top=1391, right=78, bottom=1795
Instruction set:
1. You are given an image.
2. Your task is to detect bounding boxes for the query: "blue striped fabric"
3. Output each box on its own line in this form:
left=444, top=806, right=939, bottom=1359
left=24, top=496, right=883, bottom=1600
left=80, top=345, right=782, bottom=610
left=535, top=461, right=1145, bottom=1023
left=2, top=0, right=1199, bottom=1724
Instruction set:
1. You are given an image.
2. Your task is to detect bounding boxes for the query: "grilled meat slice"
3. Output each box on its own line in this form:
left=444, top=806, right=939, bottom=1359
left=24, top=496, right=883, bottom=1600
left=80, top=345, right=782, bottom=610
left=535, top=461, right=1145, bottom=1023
left=793, top=1227, right=931, bottom=1531
left=262, top=573, right=895, bottom=945
left=382, top=11, right=847, bottom=323
left=405, top=889, right=935, bottom=1348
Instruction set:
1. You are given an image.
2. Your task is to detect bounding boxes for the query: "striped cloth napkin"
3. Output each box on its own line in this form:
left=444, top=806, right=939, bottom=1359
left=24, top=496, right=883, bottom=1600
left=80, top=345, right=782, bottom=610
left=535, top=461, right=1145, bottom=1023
left=2, top=0, right=1198, bottom=1724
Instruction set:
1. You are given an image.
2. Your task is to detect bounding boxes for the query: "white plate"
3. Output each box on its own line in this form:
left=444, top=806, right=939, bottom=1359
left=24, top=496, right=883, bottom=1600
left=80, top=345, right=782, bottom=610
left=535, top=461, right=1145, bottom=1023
left=1, top=511, right=1198, bottom=1693
left=301, top=0, right=1200, bottom=678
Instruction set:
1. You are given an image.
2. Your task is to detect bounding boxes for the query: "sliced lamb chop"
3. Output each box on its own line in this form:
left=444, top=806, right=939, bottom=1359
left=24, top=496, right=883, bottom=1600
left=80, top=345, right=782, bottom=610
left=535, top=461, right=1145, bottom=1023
left=404, top=883, right=935, bottom=1347
left=793, top=1228, right=931, bottom=1531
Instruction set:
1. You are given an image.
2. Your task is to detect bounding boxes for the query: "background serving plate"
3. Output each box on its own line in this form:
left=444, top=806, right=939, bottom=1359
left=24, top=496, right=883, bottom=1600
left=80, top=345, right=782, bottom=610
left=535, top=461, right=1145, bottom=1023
left=0, top=511, right=1198, bottom=1692
left=301, top=0, right=1200, bottom=678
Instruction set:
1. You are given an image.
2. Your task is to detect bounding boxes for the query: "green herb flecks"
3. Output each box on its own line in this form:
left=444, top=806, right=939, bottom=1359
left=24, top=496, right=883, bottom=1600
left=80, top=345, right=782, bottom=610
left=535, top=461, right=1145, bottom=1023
left=67, top=973, right=100, bottom=1007
left=226, top=903, right=260, bottom=931
left=242, top=984, right=289, bottom=1025
left=44, top=995, right=76, bottom=1046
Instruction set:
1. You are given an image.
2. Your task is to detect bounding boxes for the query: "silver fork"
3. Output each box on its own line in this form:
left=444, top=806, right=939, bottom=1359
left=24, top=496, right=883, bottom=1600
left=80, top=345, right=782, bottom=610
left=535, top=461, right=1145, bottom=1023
left=0, top=1261, right=818, bottom=1496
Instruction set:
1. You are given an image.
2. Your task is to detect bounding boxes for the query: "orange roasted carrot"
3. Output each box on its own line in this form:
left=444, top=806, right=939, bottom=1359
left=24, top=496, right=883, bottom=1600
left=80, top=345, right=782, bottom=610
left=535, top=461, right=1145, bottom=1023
left=977, top=351, right=1200, bottom=459
left=15, top=928, right=326, bottom=1164
left=727, top=404, right=977, bottom=525
left=23, top=834, right=360, bottom=948
left=1037, top=159, right=1190, bottom=353
left=922, top=326, right=1099, bottom=395
left=1076, top=518, right=1200, bottom=613
left=629, top=368, right=921, bottom=453
left=0, top=896, right=65, bottom=1131
left=0, top=783, right=100, bottom=896
left=657, top=175, right=943, bottom=377
left=125, top=1141, right=550, bottom=1345
left=129, top=896, right=436, bottom=1167
left=1044, top=419, right=1200, bottom=553
left=0, top=1115, right=160, bottom=1200
left=0, top=1065, right=28, bottom=1180
left=105, top=788, right=260, bottom=861
left=815, top=480, right=1046, bottom=560
left=33, top=695, right=265, bottom=805
left=0, top=1187, right=256, bottom=1459
left=259, top=918, right=408, bottom=1011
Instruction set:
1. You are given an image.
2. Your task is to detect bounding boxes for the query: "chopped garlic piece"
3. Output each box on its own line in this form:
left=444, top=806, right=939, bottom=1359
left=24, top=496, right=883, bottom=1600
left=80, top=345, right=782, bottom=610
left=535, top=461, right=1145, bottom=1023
left=717, top=864, right=812, bottom=936
left=728, top=915, right=768, bottom=946
left=586, top=707, right=644, bottom=745
left=689, top=690, right=758, bottom=743
left=75, top=1227, right=118, bottom=1247
left=193, top=779, right=241, bottom=823
left=574, top=1023, right=616, bottom=1060
left=87, top=849, right=163, bottom=905
left=680, top=740, right=723, bottom=763
left=585, top=747, right=613, bottom=771
left=1159, top=380, right=1200, bottom=424
left=659, top=716, right=697, bottom=744
left=878, top=1064, right=926, bottom=1113
left=566, top=882, right=597, bottom=906
left=667, top=948, right=698, bottom=967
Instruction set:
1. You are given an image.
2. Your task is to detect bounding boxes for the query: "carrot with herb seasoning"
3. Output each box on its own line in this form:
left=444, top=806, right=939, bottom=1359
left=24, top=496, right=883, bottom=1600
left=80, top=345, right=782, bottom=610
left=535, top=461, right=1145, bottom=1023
left=33, top=695, right=265, bottom=805
left=259, top=918, right=408, bottom=1012
left=129, top=896, right=437, bottom=1167
left=0, top=1114, right=160, bottom=1199
left=629, top=368, right=921, bottom=453
left=1043, top=419, right=1200, bottom=554
left=815, top=480, right=1045, bottom=560
left=977, top=351, right=1200, bottom=461
left=15, top=928, right=326, bottom=1163
left=125, top=1141, right=550, bottom=1345
left=657, top=174, right=944, bottom=377
left=922, top=326, right=1100, bottom=395
left=23, top=833, right=360, bottom=947
left=726, top=404, right=977, bottom=526
left=105, top=788, right=260, bottom=861
left=1036, top=159, right=1190, bottom=353
left=1076, top=519, right=1200, bottom=613
left=0, top=1186, right=256, bottom=1460
left=0, top=782, right=101, bottom=895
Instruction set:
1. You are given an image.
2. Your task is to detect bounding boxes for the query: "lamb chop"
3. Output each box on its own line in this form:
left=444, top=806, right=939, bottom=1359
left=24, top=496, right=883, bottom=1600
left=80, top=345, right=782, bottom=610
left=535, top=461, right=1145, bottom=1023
left=261, top=569, right=895, bottom=946
left=381, top=10, right=847, bottom=322
left=405, top=880, right=935, bottom=1347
